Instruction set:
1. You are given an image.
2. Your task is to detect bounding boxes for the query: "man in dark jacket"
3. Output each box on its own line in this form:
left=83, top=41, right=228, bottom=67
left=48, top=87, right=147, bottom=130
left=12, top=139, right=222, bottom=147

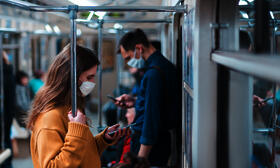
left=115, top=29, right=180, bottom=166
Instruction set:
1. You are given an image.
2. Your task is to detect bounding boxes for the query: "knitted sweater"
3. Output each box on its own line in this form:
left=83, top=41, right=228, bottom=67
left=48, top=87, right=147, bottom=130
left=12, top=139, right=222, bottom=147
left=30, top=107, right=111, bottom=168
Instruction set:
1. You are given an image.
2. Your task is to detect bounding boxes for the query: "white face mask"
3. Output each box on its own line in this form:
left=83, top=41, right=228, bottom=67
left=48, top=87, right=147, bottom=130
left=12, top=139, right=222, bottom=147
left=79, top=81, right=96, bottom=97
left=127, top=50, right=145, bottom=68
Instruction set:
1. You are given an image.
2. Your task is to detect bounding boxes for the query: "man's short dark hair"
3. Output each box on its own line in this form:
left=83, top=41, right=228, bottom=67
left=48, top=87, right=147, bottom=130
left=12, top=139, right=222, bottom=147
left=119, top=28, right=150, bottom=51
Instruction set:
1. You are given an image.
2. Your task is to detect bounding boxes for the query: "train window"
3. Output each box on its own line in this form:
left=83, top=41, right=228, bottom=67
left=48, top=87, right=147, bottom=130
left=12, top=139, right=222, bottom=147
left=2, top=33, right=20, bottom=72
left=239, top=0, right=280, bottom=167
left=252, top=78, right=279, bottom=167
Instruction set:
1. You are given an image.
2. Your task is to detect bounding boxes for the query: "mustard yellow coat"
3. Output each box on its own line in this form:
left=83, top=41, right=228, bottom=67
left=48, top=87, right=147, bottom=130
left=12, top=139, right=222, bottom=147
left=30, top=107, right=111, bottom=168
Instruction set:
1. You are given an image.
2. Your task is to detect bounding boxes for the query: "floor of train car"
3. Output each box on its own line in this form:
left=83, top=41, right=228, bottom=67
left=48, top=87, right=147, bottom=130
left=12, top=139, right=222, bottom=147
left=12, top=108, right=104, bottom=168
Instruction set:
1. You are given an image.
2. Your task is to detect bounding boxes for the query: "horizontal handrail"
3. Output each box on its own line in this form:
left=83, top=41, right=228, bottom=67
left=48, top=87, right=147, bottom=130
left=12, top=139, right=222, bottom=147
left=76, top=19, right=172, bottom=24
left=0, top=1, right=187, bottom=13
left=212, top=51, right=280, bottom=83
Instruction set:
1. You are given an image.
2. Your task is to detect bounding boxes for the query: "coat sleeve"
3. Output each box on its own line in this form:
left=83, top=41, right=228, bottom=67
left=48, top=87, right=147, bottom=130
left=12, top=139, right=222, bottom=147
left=94, top=128, right=113, bottom=156
left=36, top=122, right=89, bottom=168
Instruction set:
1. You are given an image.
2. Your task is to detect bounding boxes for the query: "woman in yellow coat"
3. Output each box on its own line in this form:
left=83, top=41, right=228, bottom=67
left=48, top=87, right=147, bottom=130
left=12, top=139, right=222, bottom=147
left=27, top=44, right=126, bottom=168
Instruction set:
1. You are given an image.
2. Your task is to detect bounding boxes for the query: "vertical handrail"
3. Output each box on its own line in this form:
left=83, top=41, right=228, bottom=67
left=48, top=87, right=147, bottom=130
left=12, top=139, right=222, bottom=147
left=115, top=29, right=123, bottom=123
left=271, top=19, right=277, bottom=166
left=271, top=84, right=277, bottom=162
left=0, top=33, right=4, bottom=150
left=98, top=20, right=103, bottom=128
left=70, top=8, right=77, bottom=117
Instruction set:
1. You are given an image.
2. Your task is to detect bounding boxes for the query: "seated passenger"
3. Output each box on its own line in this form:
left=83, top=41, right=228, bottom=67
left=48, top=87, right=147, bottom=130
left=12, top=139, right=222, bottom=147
left=119, top=108, right=136, bottom=164
left=15, top=70, right=31, bottom=127
left=26, top=44, right=128, bottom=168
left=113, top=152, right=149, bottom=168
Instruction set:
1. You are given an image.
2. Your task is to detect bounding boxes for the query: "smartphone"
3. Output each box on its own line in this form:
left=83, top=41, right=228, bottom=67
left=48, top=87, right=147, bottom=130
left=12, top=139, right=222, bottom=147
left=262, top=97, right=274, bottom=102
left=107, top=95, right=117, bottom=102
left=108, top=123, right=136, bottom=136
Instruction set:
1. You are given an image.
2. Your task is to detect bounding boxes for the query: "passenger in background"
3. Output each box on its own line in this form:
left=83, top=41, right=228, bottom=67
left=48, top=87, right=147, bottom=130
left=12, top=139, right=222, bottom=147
left=28, top=70, right=44, bottom=98
left=101, top=67, right=144, bottom=167
left=15, top=71, right=30, bottom=127
left=115, top=28, right=180, bottom=166
left=26, top=44, right=128, bottom=168
left=113, top=152, right=149, bottom=168
left=240, top=30, right=278, bottom=168
left=118, top=108, right=135, bottom=163
left=129, top=67, right=145, bottom=97
left=0, top=51, right=16, bottom=168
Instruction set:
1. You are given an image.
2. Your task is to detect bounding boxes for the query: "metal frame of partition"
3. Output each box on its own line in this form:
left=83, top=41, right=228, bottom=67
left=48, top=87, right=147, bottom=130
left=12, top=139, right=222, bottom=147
left=0, top=0, right=186, bottom=138
left=0, top=32, right=4, bottom=151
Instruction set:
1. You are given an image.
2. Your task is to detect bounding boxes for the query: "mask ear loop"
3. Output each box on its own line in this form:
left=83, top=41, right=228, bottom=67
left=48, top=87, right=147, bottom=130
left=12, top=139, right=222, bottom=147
left=133, top=49, right=137, bottom=59
left=134, top=48, right=143, bottom=60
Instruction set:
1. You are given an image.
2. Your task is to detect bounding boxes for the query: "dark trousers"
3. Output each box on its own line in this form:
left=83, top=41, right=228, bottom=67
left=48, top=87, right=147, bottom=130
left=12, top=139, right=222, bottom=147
left=130, top=130, right=171, bottom=167
left=0, top=116, right=13, bottom=168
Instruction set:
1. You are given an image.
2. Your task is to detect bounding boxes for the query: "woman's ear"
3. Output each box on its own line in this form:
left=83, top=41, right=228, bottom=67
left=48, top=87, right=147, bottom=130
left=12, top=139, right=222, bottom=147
left=78, top=79, right=83, bottom=86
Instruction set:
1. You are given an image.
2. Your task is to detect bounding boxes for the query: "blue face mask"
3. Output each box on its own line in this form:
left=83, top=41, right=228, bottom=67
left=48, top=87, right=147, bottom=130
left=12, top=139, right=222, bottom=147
left=127, top=50, right=145, bottom=68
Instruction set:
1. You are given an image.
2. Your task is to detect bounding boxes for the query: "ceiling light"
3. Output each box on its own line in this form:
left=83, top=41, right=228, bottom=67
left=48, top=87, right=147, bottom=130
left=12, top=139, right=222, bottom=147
left=95, top=12, right=106, bottom=19
left=270, top=11, right=274, bottom=19
left=108, top=29, right=117, bottom=34
left=240, top=11, right=249, bottom=19
left=34, top=30, right=48, bottom=34
left=239, top=0, right=248, bottom=5
left=68, top=0, right=97, bottom=6
left=88, top=23, right=98, bottom=29
left=53, top=25, right=61, bottom=34
left=77, top=29, right=82, bottom=36
left=87, top=11, right=94, bottom=20
left=114, top=23, right=123, bottom=30
left=45, top=24, right=53, bottom=33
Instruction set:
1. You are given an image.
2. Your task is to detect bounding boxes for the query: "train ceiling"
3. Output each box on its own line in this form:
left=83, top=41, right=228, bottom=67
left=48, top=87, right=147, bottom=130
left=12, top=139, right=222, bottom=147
left=2, top=0, right=175, bottom=36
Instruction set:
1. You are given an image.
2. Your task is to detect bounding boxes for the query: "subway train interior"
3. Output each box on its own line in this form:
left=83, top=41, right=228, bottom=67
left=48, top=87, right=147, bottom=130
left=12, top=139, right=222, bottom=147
left=0, top=0, right=279, bottom=168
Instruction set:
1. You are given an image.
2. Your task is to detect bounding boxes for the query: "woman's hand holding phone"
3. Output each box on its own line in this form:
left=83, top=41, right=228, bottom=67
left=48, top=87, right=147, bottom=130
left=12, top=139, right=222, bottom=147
left=104, top=124, right=131, bottom=143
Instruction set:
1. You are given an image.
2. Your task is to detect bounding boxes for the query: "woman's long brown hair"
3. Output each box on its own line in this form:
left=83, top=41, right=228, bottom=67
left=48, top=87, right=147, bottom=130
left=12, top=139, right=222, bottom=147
left=26, top=44, right=100, bottom=130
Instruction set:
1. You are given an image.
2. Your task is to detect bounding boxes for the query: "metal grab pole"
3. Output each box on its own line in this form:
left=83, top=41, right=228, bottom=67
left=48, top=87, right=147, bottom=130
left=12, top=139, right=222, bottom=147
left=98, top=21, right=103, bottom=128
left=272, top=84, right=277, bottom=163
left=69, top=8, right=77, bottom=117
left=0, top=33, right=4, bottom=150
left=115, top=29, right=123, bottom=123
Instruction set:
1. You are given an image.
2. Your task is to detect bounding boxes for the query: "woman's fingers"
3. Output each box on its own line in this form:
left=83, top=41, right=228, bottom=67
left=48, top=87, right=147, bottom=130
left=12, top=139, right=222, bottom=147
left=105, top=124, right=131, bottom=142
left=67, top=110, right=86, bottom=124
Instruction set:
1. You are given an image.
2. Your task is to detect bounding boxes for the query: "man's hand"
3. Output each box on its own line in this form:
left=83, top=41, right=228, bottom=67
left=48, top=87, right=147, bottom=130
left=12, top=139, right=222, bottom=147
left=253, top=95, right=266, bottom=108
left=115, top=94, right=135, bottom=109
left=138, top=144, right=152, bottom=158
left=2, top=51, right=9, bottom=65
